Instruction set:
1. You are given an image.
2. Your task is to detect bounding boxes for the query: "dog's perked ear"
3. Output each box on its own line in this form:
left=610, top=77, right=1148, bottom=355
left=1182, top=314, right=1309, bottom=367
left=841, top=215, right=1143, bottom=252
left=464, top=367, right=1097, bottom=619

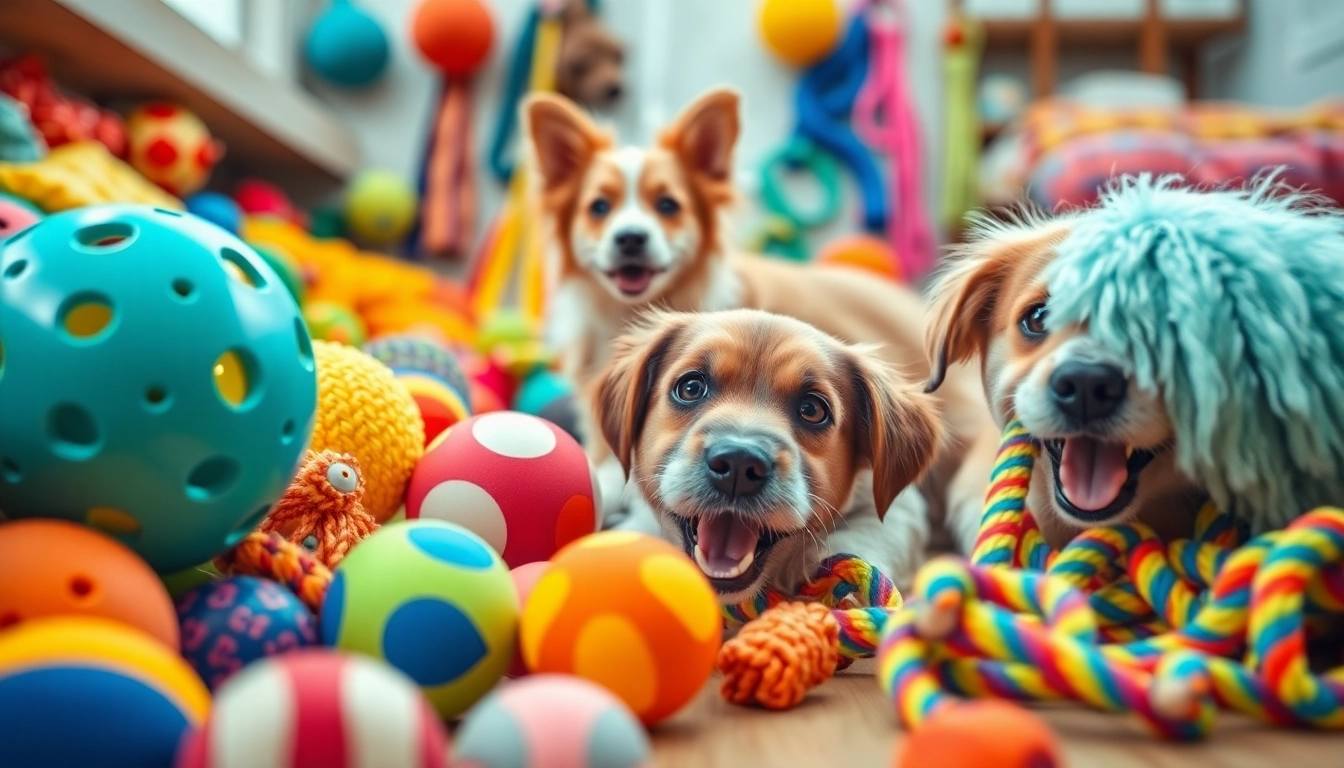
left=847, top=353, right=942, bottom=519
left=659, top=88, right=741, bottom=188
left=521, top=93, right=611, bottom=198
left=591, top=312, right=689, bottom=476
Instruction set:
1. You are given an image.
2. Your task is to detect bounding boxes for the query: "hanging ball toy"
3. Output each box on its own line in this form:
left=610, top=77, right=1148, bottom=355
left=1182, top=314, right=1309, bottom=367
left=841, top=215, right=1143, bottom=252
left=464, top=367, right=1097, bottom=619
left=0, top=518, right=180, bottom=649
left=175, top=649, right=449, bottom=768
left=0, top=192, right=42, bottom=242
left=321, top=519, right=518, bottom=719
left=309, top=340, right=423, bottom=522
left=0, top=617, right=210, bottom=768
left=521, top=531, right=721, bottom=725
left=411, top=0, right=495, bottom=77
left=405, top=411, right=600, bottom=569
left=0, top=204, right=318, bottom=573
left=344, top=168, right=418, bottom=244
left=893, top=700, right=1062, bottom=768
left=757, top=0, right=843, bottom=68
left=175, top=576, right=319, bottom=690
left=126, top=103, right=225, bottom=197
left=304, top=300, right=367, bottom=347
left=305, top=0, right=391, bottom=89
left=453, top=674, right=652, bottom=768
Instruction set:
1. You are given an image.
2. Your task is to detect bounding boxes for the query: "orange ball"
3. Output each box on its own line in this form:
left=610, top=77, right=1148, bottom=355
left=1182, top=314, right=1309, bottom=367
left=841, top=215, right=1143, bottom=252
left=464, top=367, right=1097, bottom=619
left=520, top=531, right=721, bottom=725
left=817, top=234, right=902, bottom=281
left=411, top=0, right=494, bottom=77
left=894, top=701, right=1062, bottom=768
left=0, top=519, right=180, bottom=649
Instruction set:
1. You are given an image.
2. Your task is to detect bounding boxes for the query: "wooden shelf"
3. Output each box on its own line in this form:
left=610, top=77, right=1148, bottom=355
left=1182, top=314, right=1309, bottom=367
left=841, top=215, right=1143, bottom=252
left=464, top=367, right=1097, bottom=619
left=0, top=0, right=360, bottom=186
left=982, top=16, right=1246, bottom=50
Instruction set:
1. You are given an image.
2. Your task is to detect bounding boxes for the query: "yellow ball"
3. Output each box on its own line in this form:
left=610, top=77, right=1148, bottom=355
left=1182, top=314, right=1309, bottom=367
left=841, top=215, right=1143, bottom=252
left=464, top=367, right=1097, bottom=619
left=344, top=169, right=418, bottom=244
left=520, top=531, right=721, bottom=725
left=758, top=0, right=843, bottom=67
left=310, top=340, right=424, bottom=521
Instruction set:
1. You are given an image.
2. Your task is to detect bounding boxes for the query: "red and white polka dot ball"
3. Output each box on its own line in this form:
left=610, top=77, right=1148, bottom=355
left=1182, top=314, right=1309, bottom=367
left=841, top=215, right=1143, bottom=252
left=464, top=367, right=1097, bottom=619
left=405, top=411, right=601, bottom=569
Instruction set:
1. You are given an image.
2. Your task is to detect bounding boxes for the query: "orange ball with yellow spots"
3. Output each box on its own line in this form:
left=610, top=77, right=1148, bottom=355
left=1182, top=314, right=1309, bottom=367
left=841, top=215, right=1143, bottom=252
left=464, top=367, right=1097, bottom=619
left=520, top=531, right=721, bottom=725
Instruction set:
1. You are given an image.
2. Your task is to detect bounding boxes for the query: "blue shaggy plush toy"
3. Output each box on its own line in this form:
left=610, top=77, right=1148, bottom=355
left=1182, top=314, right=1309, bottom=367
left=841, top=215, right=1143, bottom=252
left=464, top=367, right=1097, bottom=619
left=1044, top=172, right=1344, bottom=534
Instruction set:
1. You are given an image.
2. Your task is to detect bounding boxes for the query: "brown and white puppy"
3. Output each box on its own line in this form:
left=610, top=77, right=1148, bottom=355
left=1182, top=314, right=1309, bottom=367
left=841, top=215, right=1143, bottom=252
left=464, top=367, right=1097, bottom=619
left=594, top=309, right=941, bottom=601
left=555, top=0, right=625, bottom=108
left=924, top=214, right=1206, bottom=548
left=522, top=88, right=999, bottom=556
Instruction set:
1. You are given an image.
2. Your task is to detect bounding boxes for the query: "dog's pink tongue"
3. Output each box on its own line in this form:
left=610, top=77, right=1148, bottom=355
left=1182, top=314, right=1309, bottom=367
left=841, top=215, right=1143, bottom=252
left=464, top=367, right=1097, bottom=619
left=697, top=516, right=759, bottom=572
left=1059, top=437, right=1128, bottom=511
left=613, top=268, right=652, bottom=295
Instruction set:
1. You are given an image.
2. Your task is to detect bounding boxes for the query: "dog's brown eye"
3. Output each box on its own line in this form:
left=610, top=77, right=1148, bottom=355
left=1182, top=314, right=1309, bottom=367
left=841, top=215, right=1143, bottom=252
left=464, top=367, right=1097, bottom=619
left=589, top=198, right=611, bottom=218
left=1020, top=303, right=1049, bottom=339
left=673, top=372, right=709, bottom=403
left=798, top=393, right=830, bottom=425
left=655, top=196, right=681, bottom=216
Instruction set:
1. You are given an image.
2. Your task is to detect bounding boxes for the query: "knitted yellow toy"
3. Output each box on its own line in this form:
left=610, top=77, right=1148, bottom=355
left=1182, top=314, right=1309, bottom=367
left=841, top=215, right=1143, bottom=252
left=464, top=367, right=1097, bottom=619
left=310, top=340, right=424, bottom=522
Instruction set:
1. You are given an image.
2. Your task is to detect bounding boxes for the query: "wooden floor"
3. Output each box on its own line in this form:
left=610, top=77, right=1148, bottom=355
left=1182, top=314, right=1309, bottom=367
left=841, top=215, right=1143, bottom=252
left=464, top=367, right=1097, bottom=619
left=652, top=670, right=1344, bottom=767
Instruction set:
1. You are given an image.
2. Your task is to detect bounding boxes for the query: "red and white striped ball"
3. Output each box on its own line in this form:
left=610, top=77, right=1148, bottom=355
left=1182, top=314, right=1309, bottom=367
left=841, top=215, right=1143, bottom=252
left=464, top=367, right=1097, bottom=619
left=175, top=649, right=449, bottom=768
left=405, top=412, right=600, bottom=569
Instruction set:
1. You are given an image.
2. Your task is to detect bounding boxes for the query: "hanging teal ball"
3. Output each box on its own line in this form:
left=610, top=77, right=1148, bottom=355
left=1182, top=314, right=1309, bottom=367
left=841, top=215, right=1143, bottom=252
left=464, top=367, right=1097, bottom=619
left=305, top=0, right=391, bottom=89
left=0, top=204, right=319, bottom=574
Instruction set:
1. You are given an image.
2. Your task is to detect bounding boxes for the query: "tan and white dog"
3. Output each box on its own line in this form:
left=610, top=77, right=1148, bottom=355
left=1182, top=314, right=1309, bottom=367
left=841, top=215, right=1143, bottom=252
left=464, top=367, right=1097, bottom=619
left=523, top=88, right=999, bottom=595
left=592, top=309, right=942, bottom=601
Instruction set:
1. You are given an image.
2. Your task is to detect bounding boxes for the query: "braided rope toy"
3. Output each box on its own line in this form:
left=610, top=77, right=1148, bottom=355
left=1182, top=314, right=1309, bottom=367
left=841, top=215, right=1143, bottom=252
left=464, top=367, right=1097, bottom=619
left=876, top=421, right=1344, bottom=740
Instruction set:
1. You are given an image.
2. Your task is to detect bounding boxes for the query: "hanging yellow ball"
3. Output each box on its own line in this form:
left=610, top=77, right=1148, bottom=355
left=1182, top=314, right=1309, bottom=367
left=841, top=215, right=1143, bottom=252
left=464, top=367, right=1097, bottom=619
left=757, top=0, right=843, bottom=68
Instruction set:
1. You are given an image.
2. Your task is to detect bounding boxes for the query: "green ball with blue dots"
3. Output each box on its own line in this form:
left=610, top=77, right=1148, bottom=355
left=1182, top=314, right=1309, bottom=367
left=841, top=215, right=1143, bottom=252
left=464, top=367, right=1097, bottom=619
left=322, top=519, right=519, bottom=719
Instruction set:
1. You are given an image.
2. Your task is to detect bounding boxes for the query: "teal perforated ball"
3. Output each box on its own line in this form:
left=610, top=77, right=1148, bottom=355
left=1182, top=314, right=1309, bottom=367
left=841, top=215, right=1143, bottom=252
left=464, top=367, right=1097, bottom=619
left=0, top=204, right=318, bottom=573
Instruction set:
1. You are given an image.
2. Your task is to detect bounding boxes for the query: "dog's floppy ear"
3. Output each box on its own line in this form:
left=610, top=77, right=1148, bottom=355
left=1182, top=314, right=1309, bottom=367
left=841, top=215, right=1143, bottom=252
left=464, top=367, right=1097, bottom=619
left=848, top=352, right=942, bottom=519
left=923, top=243, right=1014, bottom=394
left=522, top=93, right=610, bottom=198
left=592, top=312, right=689, bottom=475
left=659, top=88, right=740, bottom=185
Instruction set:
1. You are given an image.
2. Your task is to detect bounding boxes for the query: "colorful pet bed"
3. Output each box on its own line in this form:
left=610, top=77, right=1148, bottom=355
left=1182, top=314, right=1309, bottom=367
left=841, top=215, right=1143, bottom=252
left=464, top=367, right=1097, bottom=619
left=981, top=99, right=1344, bottom=210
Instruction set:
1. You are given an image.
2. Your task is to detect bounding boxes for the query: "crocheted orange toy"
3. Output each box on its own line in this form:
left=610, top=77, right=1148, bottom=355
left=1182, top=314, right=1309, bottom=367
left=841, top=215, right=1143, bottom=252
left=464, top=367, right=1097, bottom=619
left=257, top=449, right=379, bottom=568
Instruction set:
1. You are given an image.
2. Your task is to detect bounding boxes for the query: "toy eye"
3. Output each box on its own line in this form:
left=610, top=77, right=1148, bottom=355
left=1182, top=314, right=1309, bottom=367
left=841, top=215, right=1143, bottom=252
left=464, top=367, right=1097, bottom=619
left=673, top=372, right=709, bottom=404
left=798, top=393, right=830, bottom=426
left=327, top=462, right=358, bottom=494
left=1020, top=303, right=1049, bottom=339
left=589, top=198, right=611, bottom=217
left=301, top=534, right=319, bottom=551
left=654, top=196, right=681, bottom=216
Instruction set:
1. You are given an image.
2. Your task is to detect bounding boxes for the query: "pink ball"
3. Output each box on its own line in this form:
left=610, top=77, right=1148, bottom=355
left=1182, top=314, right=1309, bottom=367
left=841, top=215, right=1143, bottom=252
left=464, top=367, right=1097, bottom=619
left=175, top=649, right=449, bottom=768
left=506, top=561, right=551, bottom=678
left=453, top=675, right=650, bottom=768
left=405, top=412, right=600, bottom=569
left=234, top=178, right=296, bottom=220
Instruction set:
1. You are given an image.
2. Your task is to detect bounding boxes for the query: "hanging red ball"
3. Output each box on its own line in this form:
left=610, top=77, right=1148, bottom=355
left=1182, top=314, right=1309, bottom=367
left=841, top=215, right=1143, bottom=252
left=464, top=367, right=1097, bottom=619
left=410, top=0, right=495, bottom=77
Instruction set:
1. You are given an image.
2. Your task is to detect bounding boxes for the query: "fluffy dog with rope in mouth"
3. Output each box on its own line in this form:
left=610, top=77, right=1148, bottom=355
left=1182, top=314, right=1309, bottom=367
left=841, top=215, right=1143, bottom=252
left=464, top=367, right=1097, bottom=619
left=924, top=174, right=1344, bottom=547
left=591, top=309, right=945, bottom=603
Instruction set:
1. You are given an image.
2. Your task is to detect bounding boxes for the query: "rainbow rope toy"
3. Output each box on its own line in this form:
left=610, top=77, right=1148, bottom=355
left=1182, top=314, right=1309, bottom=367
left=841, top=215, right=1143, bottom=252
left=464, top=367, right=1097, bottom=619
left=875, top=421, right=1344, bottom=740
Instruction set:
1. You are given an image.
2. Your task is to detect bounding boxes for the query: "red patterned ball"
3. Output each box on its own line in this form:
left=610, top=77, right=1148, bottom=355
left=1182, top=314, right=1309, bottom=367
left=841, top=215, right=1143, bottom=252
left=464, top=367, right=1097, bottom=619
left=405, top=412, right=599, bottom=569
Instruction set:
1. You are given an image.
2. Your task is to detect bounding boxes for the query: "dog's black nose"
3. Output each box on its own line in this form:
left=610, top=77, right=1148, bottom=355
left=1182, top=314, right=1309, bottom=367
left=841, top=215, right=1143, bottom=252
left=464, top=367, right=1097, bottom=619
left=615, top=230, right=648, bottom=257
left=705, top=441, right=773, bottom=498
left=605, top=83, right=623, bottom=102
left=1050, top=361, right=1127, bottom=424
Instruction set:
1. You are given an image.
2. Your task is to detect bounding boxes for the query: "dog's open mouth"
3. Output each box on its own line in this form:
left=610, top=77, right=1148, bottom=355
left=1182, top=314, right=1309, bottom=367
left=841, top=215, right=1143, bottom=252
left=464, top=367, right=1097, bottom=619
left=605, top=265, right=661, bottom=296
left=1043, top=437, right=1161, bottom=522
left=676, top=515, right=789, bottom=594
